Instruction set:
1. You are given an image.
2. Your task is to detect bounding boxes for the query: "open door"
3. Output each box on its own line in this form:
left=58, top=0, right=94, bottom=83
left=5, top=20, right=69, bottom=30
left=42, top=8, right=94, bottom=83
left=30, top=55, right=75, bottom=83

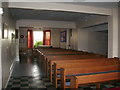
left=43, top=30, right=51, bottom=46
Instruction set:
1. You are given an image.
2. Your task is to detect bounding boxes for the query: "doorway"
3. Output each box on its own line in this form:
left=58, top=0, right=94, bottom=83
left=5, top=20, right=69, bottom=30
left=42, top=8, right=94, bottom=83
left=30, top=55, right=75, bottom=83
left=33, top=31, right=43, bottom=47
left=28, top=30, right=51, bottom=48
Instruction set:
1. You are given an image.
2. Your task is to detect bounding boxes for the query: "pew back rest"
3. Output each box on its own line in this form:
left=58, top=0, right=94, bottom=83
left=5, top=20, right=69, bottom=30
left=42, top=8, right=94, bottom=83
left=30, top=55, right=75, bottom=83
left=56, top=58, right=119, bottom=69
left=70, top=72, right=120, bottom=88
left=47, top=54, right=106, bottom=61
left=50, top=57, right=107, bottom=66
left=61, top=64, right=120, bottom=88
left=62, top=65, right=120, bottom=76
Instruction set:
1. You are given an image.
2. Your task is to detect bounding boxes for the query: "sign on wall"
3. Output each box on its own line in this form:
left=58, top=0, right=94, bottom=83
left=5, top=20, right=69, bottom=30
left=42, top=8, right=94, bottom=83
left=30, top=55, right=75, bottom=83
left=60, top=31, right=66, bottom=42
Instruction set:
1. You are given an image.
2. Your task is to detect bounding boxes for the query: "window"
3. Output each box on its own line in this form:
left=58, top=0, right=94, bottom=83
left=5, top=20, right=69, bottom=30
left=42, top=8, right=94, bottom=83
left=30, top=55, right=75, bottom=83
left=33, top=31, right=43, bottom=47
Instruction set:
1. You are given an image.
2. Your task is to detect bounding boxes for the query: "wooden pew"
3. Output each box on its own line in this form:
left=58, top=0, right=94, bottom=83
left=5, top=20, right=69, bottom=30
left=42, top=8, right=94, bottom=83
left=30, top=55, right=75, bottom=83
left=36, top=47, right=104, bottom=65
left=36, top=47, right=106, bottom=78
left=37, top=49, right=96, bottom=77
left=70, top=67, right=120, bottom=90
left=37, top=48, right=86, bottom=56
left=47, top=55, right=106, bottom=83
left=59, top=58, right=120, bottom=88
left=40, top=53, right=91, bottom=77
left=53, top=58, right=117, bottom=88
left=36, top=48, right=88, bottom=65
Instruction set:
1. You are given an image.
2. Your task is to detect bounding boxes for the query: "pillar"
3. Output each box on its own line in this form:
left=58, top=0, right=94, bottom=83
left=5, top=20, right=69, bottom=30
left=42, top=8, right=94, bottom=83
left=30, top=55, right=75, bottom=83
left=108, top=4, right=119, bottom=58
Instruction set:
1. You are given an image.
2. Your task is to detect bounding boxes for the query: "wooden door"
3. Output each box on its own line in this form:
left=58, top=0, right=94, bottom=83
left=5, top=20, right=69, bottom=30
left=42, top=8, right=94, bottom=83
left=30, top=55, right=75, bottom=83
left=43, top=30, right=51, bottom=45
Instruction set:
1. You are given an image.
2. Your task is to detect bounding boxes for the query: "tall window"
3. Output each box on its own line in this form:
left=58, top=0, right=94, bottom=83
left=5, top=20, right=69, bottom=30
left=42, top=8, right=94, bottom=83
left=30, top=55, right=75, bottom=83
left=33, top=31, right=43, bottom=47
left=28, top=30, right=51, bottom=48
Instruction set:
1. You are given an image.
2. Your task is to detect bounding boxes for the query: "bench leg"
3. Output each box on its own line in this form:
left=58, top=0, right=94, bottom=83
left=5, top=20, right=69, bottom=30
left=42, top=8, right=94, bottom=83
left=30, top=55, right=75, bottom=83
left=96, top=83, right=101, bottom=90
left=45, top=59, right=48, bottom=77
left=50, top=63, right=52, bottom=83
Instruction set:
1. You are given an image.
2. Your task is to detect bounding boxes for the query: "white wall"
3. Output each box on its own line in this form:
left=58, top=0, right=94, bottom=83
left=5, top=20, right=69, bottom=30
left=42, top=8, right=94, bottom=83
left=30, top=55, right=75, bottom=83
left=51, top=29, right=60, bottom=48
left=77, top=29, right=108, bottom=55
left=17, top=19, right=76, bottom=29
left=19, top=27, right=73, bottom=49
left=2, top=3, right=17, bottom=87
left=19, top=27, right=62, bottom=48
left=18, top=20, right=76, bottom=49
left=0, top=1, right=2, bottom=89
left=70, top=29, right=78, bottom=50
left=77, top=29, right=88, bottom=51
left=19, top=28, right=28, bottom=48
left=76, top=16, right=108, bottom=28
left=76, top=15, right=108, bottom=55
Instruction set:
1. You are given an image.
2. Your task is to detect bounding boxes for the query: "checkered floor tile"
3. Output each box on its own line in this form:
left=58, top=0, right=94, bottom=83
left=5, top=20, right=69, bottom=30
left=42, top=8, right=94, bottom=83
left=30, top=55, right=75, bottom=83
left=7, top=76, right=46, bottom=88
left=7, top=76, right=120, bottom=89
left=78, top=82, right=120, bottom=90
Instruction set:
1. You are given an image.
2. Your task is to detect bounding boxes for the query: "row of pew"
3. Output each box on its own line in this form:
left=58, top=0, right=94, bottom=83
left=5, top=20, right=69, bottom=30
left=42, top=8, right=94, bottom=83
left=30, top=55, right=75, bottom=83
left=35, top=47, right=120, bottom=89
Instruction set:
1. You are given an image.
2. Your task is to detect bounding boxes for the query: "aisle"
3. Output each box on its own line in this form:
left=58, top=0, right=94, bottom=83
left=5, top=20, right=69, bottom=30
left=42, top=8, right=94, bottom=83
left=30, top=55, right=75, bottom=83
left=6, top=55, right=51, bottom=88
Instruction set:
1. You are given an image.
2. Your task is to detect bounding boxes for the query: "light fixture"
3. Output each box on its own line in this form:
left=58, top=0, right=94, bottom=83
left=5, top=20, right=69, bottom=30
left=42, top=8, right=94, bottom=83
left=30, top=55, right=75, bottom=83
left=0, top=8, right=3, bottom=15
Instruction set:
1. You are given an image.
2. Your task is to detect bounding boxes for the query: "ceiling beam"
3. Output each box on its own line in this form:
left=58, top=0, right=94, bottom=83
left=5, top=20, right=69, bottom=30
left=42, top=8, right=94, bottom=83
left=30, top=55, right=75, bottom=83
left=84, top=24, right=108, bottom=32
left=76, top=16, right=108, bottom=28
left=83, top=23, right=108, bottom=28
left=8, top=2, right=112, bottom=15
left=16, top=19, right=76, bottom=29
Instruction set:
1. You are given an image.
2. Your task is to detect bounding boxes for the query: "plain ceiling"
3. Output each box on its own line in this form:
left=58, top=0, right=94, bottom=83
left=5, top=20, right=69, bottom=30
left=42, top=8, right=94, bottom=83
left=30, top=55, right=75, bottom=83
left=10, top=8, right=106, bottom=22
left=9, top=2, right=111, bottom=33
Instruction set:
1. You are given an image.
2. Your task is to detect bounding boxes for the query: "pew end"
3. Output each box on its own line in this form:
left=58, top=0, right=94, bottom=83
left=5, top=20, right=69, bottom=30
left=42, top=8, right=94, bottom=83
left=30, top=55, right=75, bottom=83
left=60, top=68, right=65, bottom=88
left=53, top=63, right=57, bottom=88
left=69, top=76, right=78, bottom=88
left=70, top=72, right=120, bottom=90
left=70, top=76, right=101, bottom=90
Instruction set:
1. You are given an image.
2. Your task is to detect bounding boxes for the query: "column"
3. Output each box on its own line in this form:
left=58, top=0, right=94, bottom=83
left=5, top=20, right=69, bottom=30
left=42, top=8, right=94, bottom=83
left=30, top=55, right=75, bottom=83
left=108, top=5, right=119, bottom=58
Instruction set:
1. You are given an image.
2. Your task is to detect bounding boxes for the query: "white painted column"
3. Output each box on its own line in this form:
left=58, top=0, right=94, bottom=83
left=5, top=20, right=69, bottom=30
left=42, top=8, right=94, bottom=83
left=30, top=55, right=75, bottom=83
left=66, top=29, right=70, bottom=49
left=108, top=6, right=119, bottom=58
left=15, top=38, right=19, bottom=61
left=0, top=1, right=2, bottom=89
left=15, top=28, right=20, bottom=61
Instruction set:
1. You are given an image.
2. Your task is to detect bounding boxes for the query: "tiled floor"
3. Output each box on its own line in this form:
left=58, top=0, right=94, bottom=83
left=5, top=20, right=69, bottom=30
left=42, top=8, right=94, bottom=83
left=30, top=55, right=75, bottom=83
left=7, top=76, right=46, bottom=88
left=7, top=54, right=47, bottom=88
left=6, top=54, right=120, bottom=89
